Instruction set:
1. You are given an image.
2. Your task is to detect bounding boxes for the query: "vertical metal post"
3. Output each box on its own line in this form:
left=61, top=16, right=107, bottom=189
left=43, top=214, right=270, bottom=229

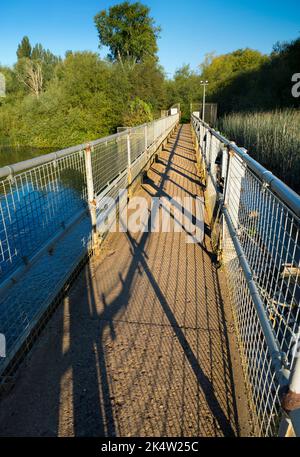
left=127, top=133, right=132, bottom=196
left=223, top=145, right=246, bottom=230
left=221, top=146, right=229, bottom=182
left=85, top=144, right=98, bottom=250
left=144, top=124, right=148, bottom=152
left=221, top=144, right=231, bottom=265
left=206, top=130, right=211, bottom=167
left=223, top=147, right=232, bottom=207
left=200, top=81, right=208, bottom=122
left=202, top=84, right=206, bottom=122
left=289, top=356, right=300, bottom=395
left=145, top=123, right=150, bottom=163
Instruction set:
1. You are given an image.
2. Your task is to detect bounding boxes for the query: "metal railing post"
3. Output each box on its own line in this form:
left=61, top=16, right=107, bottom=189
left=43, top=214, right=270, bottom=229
left=85, top=144, right=98, bottom=250
left=207, top=130, right=213, bottom=168
left=144, top=124, right=148, bottom=159
left=224, top=146, right=246, bottom=230
left=221, top=146, right=229, bottom=184
left=223, top=147, right=233, bottom=207
left=127, top=133, right=132, bottom=196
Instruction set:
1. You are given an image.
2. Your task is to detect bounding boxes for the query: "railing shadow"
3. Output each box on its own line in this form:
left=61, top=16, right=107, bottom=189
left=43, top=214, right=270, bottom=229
left=0, top=124, right=241, bottom=437
left=69, top=124, right=239, bottom=436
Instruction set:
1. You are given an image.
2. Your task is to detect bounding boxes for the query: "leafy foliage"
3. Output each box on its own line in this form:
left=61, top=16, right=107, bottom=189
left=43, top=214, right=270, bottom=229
left=1, top=1, right=300, bottom=175
left=165, top=65, right=202, bottom=121
left=16, top=36, right=32, bottom=60
left=202, top=39, right=300, bottom=113
left=122, top=97, right=153, bottom=126
left=94, top=1, right=160, bottom=69
left=0, top=46, right=166, bottom=149
left=0, top=2, right=168, bottom=154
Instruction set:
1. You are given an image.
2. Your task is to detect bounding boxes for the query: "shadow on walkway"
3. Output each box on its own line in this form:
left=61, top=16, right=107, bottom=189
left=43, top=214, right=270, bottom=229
left=0, top=125, right=250, bottom=437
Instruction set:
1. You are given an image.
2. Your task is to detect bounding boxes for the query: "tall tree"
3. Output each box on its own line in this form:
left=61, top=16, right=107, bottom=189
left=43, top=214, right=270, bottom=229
left=94, top=1, right=161, bottom=69
left=17, top=36, right=32, bottom=60
left=31, top=43, right=61, bottom=83
left=16, top=59, right=43, bottom=97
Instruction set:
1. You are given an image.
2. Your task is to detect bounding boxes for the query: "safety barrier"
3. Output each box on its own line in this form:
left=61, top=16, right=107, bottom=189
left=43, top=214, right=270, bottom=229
left=0, top=112, right=179, bottom=383
left=191, top=113, right=300, bottom=437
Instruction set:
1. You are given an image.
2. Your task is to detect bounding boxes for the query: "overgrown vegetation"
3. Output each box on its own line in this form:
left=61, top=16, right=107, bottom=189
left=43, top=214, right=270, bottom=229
left=217, top=109, right=300, bottom=192
left=0, top=2, right=167, bottom=151
left=165, top=38, right=300, bottom=119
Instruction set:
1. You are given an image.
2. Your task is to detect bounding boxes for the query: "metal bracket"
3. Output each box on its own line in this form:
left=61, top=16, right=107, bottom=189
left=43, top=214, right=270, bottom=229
left=262, top=181, right=270, bottom=192
left=6, top=166, right=15, bottom=184
left=52, top=152, right=59, bottom=168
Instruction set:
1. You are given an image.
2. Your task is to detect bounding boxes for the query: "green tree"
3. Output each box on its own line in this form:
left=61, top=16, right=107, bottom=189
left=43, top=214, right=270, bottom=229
left=94, top=1, right=161, bottom=69
left=123, top=97, right=153, bottom=126
left=0, top=66, right=22, bottom=101
left=202, top=38, right=300, bottom=113
left=201, top=48, right=267, bottom=96
left=16, top=59, right=44, bottom=97
left=130, top=60, right=166, bottom=115
left=16, top=36, right=32, bottom=60
left=31, top=43, right=61, bottom=83
left=166, top=65, right=202, bottom=121
left=15, top=41, right=61, bottom=97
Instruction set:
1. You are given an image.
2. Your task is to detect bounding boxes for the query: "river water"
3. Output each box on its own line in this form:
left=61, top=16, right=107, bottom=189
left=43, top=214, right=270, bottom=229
left=0, top=143, right=58, bottom=168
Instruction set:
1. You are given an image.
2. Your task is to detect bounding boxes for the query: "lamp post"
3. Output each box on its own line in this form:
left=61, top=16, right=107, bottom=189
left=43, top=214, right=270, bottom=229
left=200, top=80, right=209, bottom=122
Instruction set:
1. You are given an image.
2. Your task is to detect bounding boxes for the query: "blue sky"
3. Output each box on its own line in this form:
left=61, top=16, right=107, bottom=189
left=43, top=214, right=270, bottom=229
left=1, top=0, right=299, bottom=76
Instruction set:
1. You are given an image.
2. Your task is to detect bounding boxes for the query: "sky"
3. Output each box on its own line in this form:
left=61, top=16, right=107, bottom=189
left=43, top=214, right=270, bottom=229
left=1, top=0, right=299, bottom=76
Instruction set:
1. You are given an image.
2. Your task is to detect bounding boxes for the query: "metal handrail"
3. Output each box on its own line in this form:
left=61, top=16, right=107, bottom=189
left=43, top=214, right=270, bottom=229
left=0, top=111, right=180, bottom=386
left=0, top=114, right=179, bottom=179
left=191, top=114, right=300, bottom=218
left=191, top=112, right=300, bottom=436
left=223, top=205, right=290, bottom=387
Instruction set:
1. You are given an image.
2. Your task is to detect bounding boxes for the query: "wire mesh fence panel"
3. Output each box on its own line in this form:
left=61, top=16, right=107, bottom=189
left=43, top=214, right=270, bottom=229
left=226, top=154, right=300, bottom=368
left=91, top=134, right=128, bottom=197
left=191, top=113, right=300, bottom=436
left=0, top=149, right=87, bottom=280
left=147, top=123, right=154, bottom=148
left=0, top=112, right=179, bottom=382
left=130, top=125, right=145, bottom=162
left=223, top=219, right=282, bottom=436
left=0, top=113, right=179, bottom=382
left=0, top=114, right=179, bottom=282
left=190, top=103, right=218, bottom=126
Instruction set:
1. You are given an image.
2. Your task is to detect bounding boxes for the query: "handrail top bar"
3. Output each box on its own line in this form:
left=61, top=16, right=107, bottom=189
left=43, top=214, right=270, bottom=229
left=192, top=113, right=300, bottom=219
left=0, top=114, right=179, bottom=180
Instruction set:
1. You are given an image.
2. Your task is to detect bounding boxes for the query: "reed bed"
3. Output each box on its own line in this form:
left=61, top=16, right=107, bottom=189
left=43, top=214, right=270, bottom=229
left=217, top=109, right=300, bottom=193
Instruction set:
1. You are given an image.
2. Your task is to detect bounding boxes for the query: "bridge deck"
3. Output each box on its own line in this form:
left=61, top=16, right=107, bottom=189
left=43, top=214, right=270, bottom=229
left=0, top=125, right=251, bottom=437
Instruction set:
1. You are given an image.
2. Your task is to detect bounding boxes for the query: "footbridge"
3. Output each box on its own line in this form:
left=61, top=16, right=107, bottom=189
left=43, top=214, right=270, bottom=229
left=0, top=110, right=299, bottom=437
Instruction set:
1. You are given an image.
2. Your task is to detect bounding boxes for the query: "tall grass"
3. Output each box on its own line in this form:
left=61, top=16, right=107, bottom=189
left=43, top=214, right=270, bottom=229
left=217, top=109, right=300, bottom=193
